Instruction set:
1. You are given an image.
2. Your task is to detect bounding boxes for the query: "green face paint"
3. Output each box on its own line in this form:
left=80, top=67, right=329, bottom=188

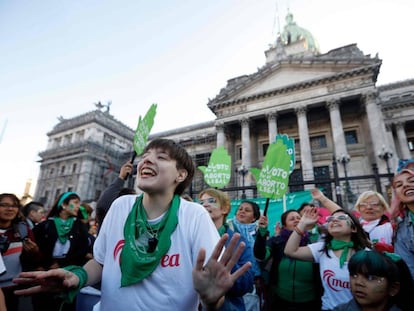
left=69, top=203, right=75, bottom=210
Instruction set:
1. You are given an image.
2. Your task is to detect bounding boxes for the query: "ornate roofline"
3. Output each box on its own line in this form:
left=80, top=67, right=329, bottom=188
left=377, top=78, right=414, bottom=91
left=47, top=110, right=134, bottom=139
left=208, top=62, right=381, bottom=110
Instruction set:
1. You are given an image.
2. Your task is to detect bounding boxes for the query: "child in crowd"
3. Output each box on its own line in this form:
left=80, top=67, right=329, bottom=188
left=333, top=250, right=414, bottom=311
left=13, top=138, right=250, bottom=311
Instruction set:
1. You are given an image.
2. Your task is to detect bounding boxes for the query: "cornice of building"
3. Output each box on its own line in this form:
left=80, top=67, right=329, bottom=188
left=47, top=109, right=134, bottom=139
left=377, top=78, right=414, bottom=92
left=149, top=120, right=215, bottom=138
left=208, top=62, right=381, bottom=110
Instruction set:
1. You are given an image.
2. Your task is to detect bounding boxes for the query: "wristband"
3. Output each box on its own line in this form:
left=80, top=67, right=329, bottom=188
left=57, top=265, right=88, bottom=304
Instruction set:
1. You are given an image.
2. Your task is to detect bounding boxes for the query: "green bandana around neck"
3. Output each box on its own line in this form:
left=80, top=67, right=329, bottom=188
left=328, top=239, right=354, bottom=268
left=120, top=194, right=180, bottom=287
left=218, top=224, right=227, bottom=237
left=53, top=217, right=75, bottom=243
left=409, top=210, right=414, bottom=224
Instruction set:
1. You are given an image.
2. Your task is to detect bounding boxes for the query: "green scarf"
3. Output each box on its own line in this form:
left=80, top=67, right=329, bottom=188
left=53, top=217, right=75, bottom=243
left=218, top=224, right=227, bottom=237
left=120, top=194, right=180, bottom=287
left=328, top=239, right=354, bottom=268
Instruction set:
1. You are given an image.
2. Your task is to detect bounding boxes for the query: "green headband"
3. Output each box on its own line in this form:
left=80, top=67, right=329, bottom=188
left=58, top=192, right=78, bottom=208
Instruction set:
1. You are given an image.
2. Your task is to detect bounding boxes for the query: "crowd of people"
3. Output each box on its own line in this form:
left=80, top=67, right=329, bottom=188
left=0, top=138, right=413, bottom=311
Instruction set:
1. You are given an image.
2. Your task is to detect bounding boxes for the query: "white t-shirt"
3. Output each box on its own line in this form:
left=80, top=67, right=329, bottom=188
left=308, top=242, right=352, bottom=310
left=94, top=195, right=220, bottom=311
left=361, top=218, right=393, bottom=245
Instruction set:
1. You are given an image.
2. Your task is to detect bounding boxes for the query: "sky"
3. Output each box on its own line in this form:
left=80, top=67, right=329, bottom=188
left=1, top=0, right=413, bottom=197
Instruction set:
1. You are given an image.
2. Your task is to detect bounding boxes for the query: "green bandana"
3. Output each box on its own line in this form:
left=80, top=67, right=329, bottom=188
left=53, top=217, right=75, bottom=243
left=409, top=210, right=414, bottom=224
left=328, top=239, right=354, bottom=268
left=120, top=194, right=180, bottom=287
left=218, top=224, right=227, bottom=237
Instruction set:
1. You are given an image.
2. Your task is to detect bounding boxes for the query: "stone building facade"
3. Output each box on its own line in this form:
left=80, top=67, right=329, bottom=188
left=34, top=107, right=134, bottom=208
left=34, top=14, right=414, bottom=207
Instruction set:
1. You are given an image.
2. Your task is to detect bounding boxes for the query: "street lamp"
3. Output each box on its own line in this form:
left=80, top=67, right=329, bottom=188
left=337, top=153, right=352, bottom=206
left=238, top=164, right=248, bottom=199
left=378, top=146, right=393, bottom=176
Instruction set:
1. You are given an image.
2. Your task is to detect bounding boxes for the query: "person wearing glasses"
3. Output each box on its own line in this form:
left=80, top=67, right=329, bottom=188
left=311, top=188, right=393, bottom=252
left=333, top=250, right=414, bottom=311
left=0, top=193, right=40, bottom=311
left=199, top=188, right=255, bottom=311
left=285, top=208, right=371, bottom=311
left=14, top=138, right=251, bottom=311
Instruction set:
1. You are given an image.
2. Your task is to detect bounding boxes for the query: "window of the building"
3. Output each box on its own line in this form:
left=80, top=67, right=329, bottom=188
left=75, top=130, right=85, bottom=142
left=237, top=146, right=242, bottom=160
left=55, top=189, right=61, bottom=200
left=67, top=187, right=73, bottom=192
left=104, top=133, right=115, bottom=145
left=61, top=166, right=65, bottom=175
left=50, top=168, right=54, bottom=175
left=54, top=137, right=62, bottom=147
left=310, top=135, right=327, bottom=149
left=408, top=138, right=414, bottom=151
left=64, top=134, right=72, bottom=145
left=195, top=153, right=210, bottom=166
left=72, top=163, right=77, bottom=173
left=262, top=143, right=269, bottom=157
left=345, top=130, right=358, bottom=144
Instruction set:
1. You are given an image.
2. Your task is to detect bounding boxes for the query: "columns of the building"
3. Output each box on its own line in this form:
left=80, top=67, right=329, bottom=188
left=395, top=121, right=411, bottom=159
left=240, top=118, right=252, bottom=191
left=326, top=99, right=348, bottom=159
left=295, top=106, right=314, bottom=183
left=364, top=91, right=390, bottom=173
left=384, top=123, right=398, bottom=173
left=215, top=122, right=227, bottom=147
left=267, top=111, right=278, bottom=143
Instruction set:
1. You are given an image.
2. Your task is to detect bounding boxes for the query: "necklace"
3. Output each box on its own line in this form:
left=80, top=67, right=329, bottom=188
left=146, top=224, right=159, bottom=253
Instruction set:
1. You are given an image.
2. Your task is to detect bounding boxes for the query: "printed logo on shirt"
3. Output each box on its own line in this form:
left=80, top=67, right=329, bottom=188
left=113, top=239, right=181, bottom=267
left=323, top=269, right=350, bottom=292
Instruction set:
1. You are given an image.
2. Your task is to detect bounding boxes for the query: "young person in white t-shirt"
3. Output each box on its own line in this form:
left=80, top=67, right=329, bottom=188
left=13, top=138, right=251, bottom=311
left=285, top=207, right=371, bottom=310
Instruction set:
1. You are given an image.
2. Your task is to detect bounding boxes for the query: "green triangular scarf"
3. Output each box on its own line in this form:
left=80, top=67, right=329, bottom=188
left=120, top=194, right=179, bottom=287
left=53, top=217, right=75, bottom=243
left=328, top=239, right=354, bottom=268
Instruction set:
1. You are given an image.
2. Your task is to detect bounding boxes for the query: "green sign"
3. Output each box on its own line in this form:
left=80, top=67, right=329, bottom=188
left=253, top=140, right=291, bottom=199
left=197, top=146, right=231, bottom=187
left=133, top=103, right=157, bottom=155
left=276, top=134, right=295, bottom=173
left=228, top=190, right=313, bottom=228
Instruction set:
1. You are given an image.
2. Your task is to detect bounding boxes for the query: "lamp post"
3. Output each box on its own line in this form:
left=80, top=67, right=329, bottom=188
left=238, top=164, right=248, bottom=199
left=378, top=146, right=393, bottom=181
left=337, top=153, right=351, bottom=206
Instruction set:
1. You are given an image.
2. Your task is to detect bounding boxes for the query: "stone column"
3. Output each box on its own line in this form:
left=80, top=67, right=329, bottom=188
left=240, top=118, right=252, bottom=169
left=215, top=122, right=226, bottom=148
left=364, top=91, right=389, bottom=172
left=326, top=99, right=348, bottom=158
left=395, top=122, right=411, bottom=159
left=295, top=106, right=314, bottom=184
left=267, top=111, right=278, bottom=143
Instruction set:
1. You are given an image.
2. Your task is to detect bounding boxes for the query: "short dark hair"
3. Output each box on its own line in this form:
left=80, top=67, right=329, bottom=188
left=22, top=201, right=44, bottom=217
left=143, top=139, right=195, bottom=195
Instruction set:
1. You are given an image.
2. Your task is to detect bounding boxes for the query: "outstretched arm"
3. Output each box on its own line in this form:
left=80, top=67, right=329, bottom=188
left=13, top=258, right=103, bottom=296
left=311, top=188, right=341, bottom=213
left=193, top=233, right=251, bottom=310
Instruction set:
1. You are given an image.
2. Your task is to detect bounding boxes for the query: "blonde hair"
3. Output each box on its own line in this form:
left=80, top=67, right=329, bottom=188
left=198, top=188, right=230, bottom=218
left=355, top=191, right=390, bottom=212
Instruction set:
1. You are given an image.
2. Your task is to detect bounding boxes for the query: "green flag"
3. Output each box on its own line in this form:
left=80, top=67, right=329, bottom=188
left=133, top=104, right=157, bottom=155
left=197, top=146, right=231, bottom=187
left=276, top=133, right=295, bottom=173
left=255, top=140, right=291, bottom=199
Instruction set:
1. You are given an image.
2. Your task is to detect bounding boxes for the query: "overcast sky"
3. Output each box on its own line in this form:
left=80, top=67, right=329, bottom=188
left=1, top=0, right=413, bottom=197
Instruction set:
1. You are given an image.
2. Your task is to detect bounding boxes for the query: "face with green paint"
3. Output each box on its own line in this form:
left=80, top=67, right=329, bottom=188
left=62, top=198, right=80, bottom=216
left=350, top=273, right=399, bottom=308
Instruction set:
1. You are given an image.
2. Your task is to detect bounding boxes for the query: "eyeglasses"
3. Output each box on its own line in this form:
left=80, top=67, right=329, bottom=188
left=359, top=202, right=382, bottom=209
left=326, top=214, right=350, bottom=223
left=199, top=197, right=217, bottom=206
left=0, top=203, right=18, bottom=208
left=351, top=274, right=385, bottom=284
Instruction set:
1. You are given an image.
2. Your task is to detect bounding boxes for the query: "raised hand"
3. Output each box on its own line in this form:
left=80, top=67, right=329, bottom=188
left=193, top=233, right=251, bottom=309
left=300, top=206, right=319, bottom=226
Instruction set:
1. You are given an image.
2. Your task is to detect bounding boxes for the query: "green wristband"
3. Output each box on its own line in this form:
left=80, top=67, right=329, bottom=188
left=258, top=226, right=268, bottom=237
left=57, top=265, right=88, bottom=304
